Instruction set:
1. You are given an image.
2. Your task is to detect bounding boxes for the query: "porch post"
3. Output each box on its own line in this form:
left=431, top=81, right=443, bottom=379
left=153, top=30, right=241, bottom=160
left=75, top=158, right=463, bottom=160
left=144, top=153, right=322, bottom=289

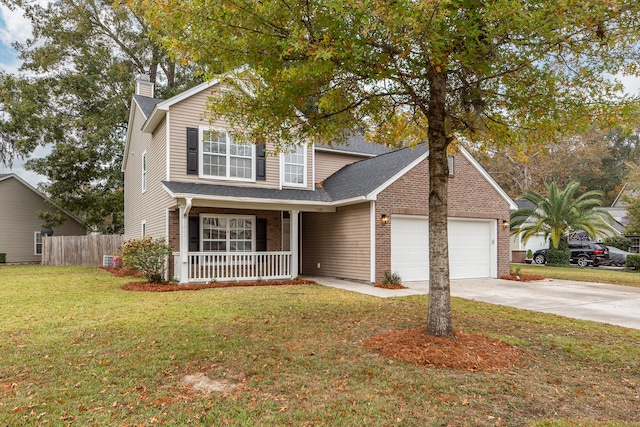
left=179, top=198, right=192, bottom=284
left=290, top=210, right=299, bottom=278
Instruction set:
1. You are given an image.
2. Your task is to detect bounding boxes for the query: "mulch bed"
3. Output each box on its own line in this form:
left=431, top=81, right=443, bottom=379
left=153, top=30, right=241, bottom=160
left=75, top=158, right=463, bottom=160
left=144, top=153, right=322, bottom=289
left=121, top=279, right=316, bottom=292
left=374, top=282, right=407, bottom=289
left=362, top=327, right=523, bottom=372
left=500, top=273, right=545, bottom=282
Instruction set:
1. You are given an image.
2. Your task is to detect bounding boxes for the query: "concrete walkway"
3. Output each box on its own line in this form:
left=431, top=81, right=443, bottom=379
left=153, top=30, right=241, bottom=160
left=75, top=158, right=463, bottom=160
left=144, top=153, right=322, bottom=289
left=305, top=276, right=640, bottom=330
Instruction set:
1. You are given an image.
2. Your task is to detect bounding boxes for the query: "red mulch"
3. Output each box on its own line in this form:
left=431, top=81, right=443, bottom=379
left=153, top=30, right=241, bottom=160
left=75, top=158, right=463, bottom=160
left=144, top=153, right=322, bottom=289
left=374, top=282, right=407, bottom=289
left=500, top=273, right=545, bottom=282
left=362, top=327, right=523, bottom=372
left=120, top=279, right=316, bottom=292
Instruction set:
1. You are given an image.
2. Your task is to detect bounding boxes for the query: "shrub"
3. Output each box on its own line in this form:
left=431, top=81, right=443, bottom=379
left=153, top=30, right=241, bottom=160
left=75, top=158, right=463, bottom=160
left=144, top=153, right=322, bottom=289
left=118, top=236, right=172, bottom=283
left=626, top=254, right=640, bottom=270
left=603, top=236, right=632, bottom=251
left=526, top=249, right=533, bottom=259
left=0, top=253, right=5, bottom=263
left=383, top=271, right=402, bottom=286
left=546, top=248, right=571, bottom=266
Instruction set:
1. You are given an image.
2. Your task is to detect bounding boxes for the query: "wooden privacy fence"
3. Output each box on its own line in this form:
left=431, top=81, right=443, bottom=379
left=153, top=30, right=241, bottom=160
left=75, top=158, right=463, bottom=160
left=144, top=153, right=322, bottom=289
left=42, top=235, right=124, bottom=266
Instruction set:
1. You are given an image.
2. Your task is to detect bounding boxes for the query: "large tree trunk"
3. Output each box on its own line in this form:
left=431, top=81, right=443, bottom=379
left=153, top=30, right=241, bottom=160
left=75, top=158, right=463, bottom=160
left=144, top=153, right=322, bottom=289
left=426, top=70, right=455, bottom=338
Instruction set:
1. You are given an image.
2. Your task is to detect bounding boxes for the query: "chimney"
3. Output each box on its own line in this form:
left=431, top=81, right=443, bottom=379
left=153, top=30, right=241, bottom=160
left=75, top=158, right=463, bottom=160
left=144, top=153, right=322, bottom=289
left=135, top=74, right=155, bottom=97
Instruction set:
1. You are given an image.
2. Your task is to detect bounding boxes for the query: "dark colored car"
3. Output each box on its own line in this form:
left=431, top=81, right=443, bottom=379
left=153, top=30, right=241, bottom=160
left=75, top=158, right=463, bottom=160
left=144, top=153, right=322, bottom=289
left=532, top=241, right=609, bottom=267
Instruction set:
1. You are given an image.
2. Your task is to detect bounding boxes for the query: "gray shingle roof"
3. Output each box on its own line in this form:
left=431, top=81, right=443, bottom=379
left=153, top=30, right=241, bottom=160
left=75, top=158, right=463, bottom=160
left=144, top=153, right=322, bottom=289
left=163, top=181, right=331, bottom=202
left=162, top=144, right=427, bottom=204
left=133, top=94, right=163, bottom=118
left=322, top=144, right=427, bottom=200
left=314, top=133, right=392, bottom=156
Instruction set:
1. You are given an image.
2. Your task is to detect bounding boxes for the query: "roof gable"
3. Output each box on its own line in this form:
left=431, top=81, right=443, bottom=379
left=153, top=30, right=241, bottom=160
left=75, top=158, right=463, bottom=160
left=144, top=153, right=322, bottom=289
left=322, top=144, right=428, bottom=202
left=0, top=173, right=85, bottom=226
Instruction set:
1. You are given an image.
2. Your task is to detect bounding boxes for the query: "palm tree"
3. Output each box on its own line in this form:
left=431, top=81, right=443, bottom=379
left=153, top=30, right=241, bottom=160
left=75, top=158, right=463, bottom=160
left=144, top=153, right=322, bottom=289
left=510, top=181, right=615, bottom=249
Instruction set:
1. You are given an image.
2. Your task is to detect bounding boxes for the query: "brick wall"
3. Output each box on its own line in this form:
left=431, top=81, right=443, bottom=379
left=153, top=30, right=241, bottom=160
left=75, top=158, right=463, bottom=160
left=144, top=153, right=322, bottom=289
left=374, top=153, right=511, bottom=282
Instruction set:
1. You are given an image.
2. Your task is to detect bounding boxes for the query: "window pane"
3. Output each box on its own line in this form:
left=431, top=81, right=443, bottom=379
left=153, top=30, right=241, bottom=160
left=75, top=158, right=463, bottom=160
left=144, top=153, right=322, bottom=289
left=284, top=145, right=305, bottom=184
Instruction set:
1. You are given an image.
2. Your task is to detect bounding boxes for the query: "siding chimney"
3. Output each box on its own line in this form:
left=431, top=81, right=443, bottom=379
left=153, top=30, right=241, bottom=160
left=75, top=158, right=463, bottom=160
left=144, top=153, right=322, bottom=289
left=135, top=74, right=155, bottom=97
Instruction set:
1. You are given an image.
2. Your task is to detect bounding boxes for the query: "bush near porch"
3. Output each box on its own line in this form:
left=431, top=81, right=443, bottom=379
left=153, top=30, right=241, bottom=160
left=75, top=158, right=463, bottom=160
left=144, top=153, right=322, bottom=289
left=1, top=265, right=639, bottom=426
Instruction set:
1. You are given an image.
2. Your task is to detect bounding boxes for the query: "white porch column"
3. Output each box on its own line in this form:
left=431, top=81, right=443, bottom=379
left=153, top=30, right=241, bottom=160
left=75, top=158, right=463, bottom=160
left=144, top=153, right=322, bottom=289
left=290, top=210, right=299, bottom=278
left=179, top=198, right=192, bottom=284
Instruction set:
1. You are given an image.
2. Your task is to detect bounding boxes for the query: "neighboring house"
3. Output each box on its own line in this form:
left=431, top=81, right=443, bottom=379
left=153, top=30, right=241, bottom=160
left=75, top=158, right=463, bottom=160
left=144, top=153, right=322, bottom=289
left=123, top=74, right=516, bottom=284
left=0, top=173, right=86, bottom=263
left=604, top=185, right=640, bottom=252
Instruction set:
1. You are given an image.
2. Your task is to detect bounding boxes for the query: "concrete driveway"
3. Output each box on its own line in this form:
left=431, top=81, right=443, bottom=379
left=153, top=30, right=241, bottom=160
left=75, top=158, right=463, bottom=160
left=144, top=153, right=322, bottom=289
left=307, top=276, right=640, bottom=330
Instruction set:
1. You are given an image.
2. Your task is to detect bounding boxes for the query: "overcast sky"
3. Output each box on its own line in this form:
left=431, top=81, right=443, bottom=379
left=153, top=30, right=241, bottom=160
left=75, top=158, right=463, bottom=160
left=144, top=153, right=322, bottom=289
left=2, top=4, right=640, bottom=188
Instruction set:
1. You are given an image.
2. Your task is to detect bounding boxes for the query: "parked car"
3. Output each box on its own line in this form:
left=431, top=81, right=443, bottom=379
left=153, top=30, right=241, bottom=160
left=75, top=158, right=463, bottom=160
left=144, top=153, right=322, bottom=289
left=532, top=241, right=609, bottom=267
left=604, top=246, right=630, bottom=267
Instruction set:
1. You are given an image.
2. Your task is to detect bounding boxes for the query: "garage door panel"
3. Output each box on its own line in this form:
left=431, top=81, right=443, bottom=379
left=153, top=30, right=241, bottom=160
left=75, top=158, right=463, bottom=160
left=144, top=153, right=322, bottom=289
left=391, top=217, right=493, bottom=281
left=448, top=220, right=491, bottom=279
left=391, top=216, right=429, bottom=282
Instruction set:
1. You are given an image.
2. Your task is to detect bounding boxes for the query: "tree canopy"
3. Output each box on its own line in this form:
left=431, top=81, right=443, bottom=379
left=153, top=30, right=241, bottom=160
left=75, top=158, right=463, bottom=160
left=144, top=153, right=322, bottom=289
left=0, top=0, right=202, bottom=232
left=136, top=0, right=640, bottom=336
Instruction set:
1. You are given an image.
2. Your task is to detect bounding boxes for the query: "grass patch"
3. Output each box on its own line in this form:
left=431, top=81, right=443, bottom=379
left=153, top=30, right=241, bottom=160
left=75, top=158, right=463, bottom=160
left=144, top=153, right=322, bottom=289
left=1, top=265, right=639, bottom=426
left=512, top=263, right=640, bottom=287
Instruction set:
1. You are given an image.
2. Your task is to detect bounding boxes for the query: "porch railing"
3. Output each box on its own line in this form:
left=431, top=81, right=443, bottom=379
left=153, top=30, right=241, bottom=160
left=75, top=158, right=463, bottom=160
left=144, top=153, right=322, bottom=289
left=174, top=251, right=292, bottom=283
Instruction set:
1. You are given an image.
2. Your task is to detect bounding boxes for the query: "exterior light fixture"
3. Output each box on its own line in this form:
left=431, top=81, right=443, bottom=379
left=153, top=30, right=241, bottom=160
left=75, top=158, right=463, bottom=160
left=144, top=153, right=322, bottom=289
left=381, top=214, right=390, bottom=225
left=502, top=219, right=510, bottom=229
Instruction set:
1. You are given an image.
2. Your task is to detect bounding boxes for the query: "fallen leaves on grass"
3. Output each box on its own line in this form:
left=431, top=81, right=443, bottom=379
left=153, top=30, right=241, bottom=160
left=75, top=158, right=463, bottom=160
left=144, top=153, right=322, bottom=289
left=362, top=327, right=522, bottom=372
left=121, top=279, right=316, bottom=292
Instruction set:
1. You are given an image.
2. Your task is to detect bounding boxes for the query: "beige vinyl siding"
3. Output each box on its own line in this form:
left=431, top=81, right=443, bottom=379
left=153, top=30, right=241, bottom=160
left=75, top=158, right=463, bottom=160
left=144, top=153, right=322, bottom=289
left=168, top=85, right=290, bottom=189
left=124, top=109, right=172, bottom=240
left=0, top=177, right=85, bottom=263
left=314, top=150, right=367, bottom=182
left=124, top=106, right=152, bottom=239
left=302, top=202, right=371, bottom=281
left=146, top=118, right=173, bottom=238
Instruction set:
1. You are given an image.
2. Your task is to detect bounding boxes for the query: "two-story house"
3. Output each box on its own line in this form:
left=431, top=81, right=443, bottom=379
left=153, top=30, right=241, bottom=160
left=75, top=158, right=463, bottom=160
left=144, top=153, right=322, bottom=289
left=123, top=74, right=516, bottom=284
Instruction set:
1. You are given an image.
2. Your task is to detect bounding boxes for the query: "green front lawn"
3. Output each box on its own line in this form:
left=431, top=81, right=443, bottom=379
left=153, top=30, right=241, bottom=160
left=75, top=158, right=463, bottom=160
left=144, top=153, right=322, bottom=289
left=513, top=263, right=640, bottom=287
left=1, top=265, right=639, bottom=426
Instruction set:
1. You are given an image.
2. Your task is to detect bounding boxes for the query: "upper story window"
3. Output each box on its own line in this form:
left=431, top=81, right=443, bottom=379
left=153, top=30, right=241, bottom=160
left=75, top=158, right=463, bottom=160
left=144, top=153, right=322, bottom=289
left=282, top=144, right=307, bottom=187
left=201, top=128, right=254, bottom=181
left=142, top=151, right=147, bottom=193
left=201, top=215, right=255, bottom=252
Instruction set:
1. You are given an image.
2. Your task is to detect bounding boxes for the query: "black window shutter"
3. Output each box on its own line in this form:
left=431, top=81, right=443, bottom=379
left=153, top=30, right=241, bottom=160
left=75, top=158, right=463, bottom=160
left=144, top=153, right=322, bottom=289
left=256, top=142, right=266, bottom=181
left=256, top=218, right=267, bottom=251
left=188, top=216, right=200, bottom=252
left=187, top=127, right=198, bottom=175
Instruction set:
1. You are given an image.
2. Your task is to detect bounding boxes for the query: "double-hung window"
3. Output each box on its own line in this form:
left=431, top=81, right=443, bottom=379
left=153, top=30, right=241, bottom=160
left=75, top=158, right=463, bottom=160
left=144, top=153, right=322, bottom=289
left=201, top=128, right=254, bottom=181
left=282, top=144, right=306, bottom=187
left=201, top=215, right=255, bottom=252
left=34, top=232, right=42, bottom=255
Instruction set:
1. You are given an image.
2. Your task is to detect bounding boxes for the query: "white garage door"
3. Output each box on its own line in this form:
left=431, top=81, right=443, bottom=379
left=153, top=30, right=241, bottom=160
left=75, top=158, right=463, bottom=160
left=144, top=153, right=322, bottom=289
left=448, top=219, right=492, bottom=279
left=390, top=216, right=429, bottom=281
left=391, top=216, right=494, bottom=281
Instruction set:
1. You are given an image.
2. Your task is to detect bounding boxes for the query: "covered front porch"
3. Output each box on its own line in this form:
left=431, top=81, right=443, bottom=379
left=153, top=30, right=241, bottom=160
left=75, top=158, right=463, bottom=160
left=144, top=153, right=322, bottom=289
left=168, top=195, right=336, bottom=284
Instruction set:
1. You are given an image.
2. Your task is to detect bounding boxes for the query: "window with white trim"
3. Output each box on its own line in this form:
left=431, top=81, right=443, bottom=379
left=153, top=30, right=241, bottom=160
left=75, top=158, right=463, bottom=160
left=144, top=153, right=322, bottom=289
left=201, top=215, right=255, bottom=252
left=282, top=144, right=306, bottom=186
left=141, top=151, right=147, bottom=193
left=34, top=232, right=42, bottom=255
left=141, top=220, right=146, bottom=236
left=201, top=128, right=254, bottom=180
